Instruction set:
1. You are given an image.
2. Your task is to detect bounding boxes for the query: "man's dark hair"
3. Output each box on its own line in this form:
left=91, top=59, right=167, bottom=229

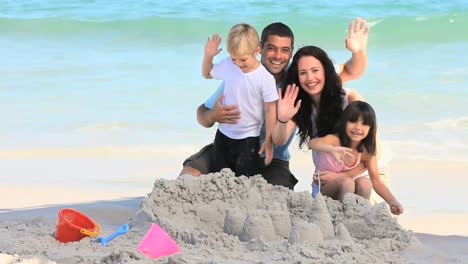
left=260, top=22, right=294, bottom=48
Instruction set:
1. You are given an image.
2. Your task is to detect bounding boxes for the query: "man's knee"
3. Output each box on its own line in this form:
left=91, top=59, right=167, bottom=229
left=181, top=143, right=213, bottom=175
left=261, top=159, right=297, bottom=190
left=179, top=166, right=202, bottom=177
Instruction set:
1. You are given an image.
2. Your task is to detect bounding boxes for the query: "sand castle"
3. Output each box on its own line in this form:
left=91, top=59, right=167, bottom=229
left=0, top=169, right=416, bottom=263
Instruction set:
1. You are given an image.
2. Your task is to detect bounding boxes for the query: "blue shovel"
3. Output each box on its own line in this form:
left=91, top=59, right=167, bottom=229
left=95, top=223, right=130, bottom=247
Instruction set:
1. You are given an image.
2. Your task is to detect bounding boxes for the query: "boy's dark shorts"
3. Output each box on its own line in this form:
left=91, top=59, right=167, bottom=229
left=211, top=130, right=260, bottom=177
left=182, top=143, right=298, bottom=190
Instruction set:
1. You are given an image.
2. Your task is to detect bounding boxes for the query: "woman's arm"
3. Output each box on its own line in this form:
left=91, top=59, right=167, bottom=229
left=272, top=118, right=297, bottom=146
left=366, top=154, right=403, bottom=215
left=262, top=101, right=277, bottom=164
left=272, top=84, right=301, bottom=146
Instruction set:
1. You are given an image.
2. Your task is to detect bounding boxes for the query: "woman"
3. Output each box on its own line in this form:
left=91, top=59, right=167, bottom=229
left=273, top=45, right=374, bottom=201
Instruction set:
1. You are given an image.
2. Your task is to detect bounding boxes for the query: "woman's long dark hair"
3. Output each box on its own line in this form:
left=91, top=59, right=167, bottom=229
left=285, top=46, right=344, bottom=148
left=336, top=101, right=377, bottom=155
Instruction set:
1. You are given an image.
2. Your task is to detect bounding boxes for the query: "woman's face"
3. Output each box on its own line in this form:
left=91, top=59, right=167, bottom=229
left=297, top=55, right=325, bottom=99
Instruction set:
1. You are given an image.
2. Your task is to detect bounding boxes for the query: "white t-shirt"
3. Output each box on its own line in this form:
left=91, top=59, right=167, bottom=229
left=210, top=57, right=278, bottom=139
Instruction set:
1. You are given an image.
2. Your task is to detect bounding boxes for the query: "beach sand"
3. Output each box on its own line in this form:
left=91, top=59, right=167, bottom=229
left=390, top=159, right=468, bottom=237
left=1, top=166, right=468, bottom=263
left=1, top=144, right=467, bottom=263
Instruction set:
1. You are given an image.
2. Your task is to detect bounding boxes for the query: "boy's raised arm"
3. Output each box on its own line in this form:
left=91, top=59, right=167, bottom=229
left=202, top=33, right=222, bottom=79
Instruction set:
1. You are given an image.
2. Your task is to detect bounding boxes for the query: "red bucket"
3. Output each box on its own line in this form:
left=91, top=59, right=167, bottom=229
left=55, top=208, right=101, bottom=243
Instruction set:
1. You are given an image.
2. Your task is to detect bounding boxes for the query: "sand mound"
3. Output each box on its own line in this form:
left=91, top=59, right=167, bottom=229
left=132, top=169, right=416, bottom=263
left=0, top=169, right=417, bottom=263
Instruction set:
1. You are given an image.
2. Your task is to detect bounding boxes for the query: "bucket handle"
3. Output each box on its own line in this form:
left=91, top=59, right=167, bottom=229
left=80, top=223, right=102, bottom=237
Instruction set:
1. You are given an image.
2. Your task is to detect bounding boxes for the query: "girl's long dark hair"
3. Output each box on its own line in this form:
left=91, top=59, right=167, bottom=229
left=336, top=101, right=377, bottom=155
left=285, top=46, right=344, bottom=148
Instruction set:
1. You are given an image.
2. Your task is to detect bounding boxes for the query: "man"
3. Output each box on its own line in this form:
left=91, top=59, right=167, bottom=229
left=180, top=18, right=369, bottom=189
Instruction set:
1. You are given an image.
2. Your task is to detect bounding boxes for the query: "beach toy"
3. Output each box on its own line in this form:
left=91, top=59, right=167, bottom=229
left=311, top=171, right=321, bottom=198
left=95, top=223, right=130, bottom=247
left=55, top=208, right=101, bottom=243
left=137, top=223, right=180, bottom=259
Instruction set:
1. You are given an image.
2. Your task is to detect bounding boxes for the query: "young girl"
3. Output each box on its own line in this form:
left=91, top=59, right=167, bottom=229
left=309, top=101, right=403, bottom=215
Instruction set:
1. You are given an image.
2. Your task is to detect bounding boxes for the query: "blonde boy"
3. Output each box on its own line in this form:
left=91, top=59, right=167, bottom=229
left=202, top=23, right=278, bottom=176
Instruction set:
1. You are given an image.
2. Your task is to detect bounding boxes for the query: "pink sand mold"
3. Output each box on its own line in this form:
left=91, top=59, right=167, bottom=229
left=137, top=223, right=180, bottom=259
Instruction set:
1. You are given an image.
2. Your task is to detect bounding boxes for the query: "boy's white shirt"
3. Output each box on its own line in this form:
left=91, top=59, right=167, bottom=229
left=209, top=57, right=278, bottom=140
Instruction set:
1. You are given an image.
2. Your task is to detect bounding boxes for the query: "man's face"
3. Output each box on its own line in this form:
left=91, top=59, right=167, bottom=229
left=260, top=35, right=293, bottom=77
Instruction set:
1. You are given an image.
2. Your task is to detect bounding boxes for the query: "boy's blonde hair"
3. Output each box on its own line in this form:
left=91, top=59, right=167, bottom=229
left=227, top=23, right=260, bottom=56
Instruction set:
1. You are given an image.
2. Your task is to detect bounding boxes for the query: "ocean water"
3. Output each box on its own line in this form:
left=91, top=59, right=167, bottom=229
left=1, top=1, right=467, bottom=211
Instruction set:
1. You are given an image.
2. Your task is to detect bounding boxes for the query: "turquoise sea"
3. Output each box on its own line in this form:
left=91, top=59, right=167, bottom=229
left=1, top=1, right=467, bottom=216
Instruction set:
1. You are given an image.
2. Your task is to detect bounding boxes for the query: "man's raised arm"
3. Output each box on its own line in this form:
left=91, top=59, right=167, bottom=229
left=338, top=17, right=369, bottom=82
